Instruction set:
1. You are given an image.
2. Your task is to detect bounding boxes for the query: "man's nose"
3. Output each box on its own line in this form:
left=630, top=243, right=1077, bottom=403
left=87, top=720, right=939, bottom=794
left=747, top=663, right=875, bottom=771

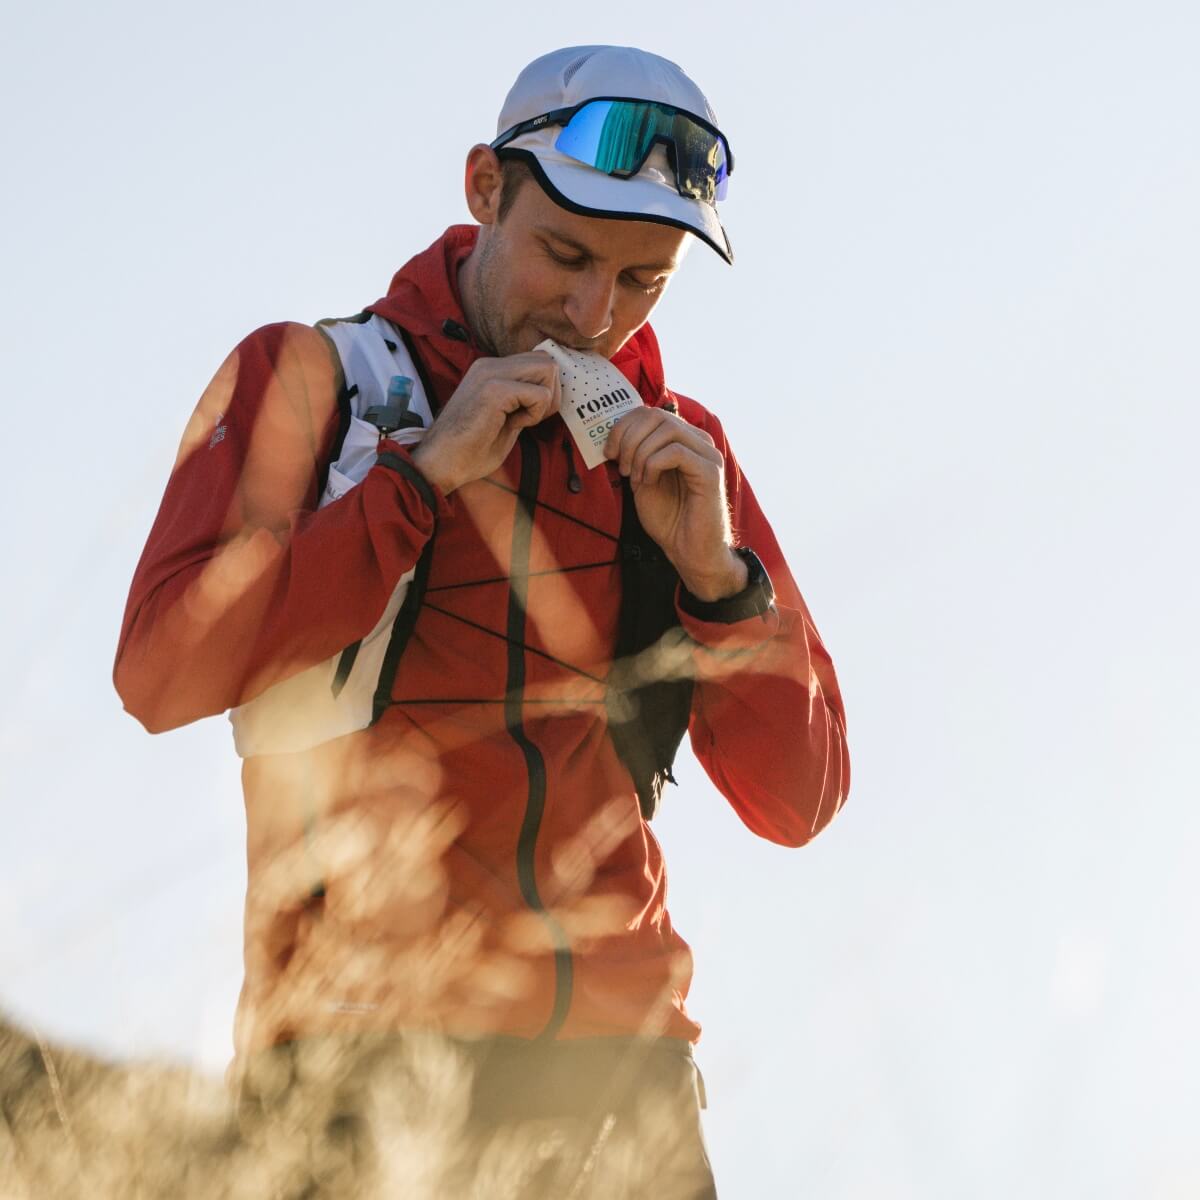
left=563, top=274, right=615, bottom=341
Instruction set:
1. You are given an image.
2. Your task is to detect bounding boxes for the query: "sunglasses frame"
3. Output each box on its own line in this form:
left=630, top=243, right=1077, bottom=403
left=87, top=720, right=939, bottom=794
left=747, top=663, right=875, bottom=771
left=491, top=97, right=734, bottom=203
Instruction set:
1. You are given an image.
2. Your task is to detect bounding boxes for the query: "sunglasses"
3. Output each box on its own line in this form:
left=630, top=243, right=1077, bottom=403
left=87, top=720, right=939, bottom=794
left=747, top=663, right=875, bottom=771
left=492, top=97, right=733, bottom=205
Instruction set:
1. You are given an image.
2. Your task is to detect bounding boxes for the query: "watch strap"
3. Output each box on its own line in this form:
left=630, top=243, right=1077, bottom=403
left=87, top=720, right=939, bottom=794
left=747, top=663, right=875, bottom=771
left=678, top=547, right=775, bottom=625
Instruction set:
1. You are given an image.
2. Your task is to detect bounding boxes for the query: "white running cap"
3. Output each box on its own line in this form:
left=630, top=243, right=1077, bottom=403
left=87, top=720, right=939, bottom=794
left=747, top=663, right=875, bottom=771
left=493, top=45, right=733, bottom=264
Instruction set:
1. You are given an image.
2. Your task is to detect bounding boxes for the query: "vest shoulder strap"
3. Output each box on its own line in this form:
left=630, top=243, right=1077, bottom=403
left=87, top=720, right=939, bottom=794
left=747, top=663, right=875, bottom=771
left=606, top=481, right=695, bottom=820
left=228, top=313, right=436, bottom=757
left=314, top=312, right=435, bottom=502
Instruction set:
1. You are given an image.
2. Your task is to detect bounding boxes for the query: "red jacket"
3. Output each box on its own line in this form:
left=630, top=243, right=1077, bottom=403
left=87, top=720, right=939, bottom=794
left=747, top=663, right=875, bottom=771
left=114, top=226, right=849, bottom=1056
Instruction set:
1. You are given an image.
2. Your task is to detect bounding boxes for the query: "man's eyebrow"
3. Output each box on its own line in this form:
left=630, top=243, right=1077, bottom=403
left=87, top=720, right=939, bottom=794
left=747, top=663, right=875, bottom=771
left=534, top=226, right=677, bottom=272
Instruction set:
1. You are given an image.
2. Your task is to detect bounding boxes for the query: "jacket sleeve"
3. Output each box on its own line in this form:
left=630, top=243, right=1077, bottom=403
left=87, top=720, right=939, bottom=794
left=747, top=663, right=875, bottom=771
left=673, top=398, right=850, bottom=848
left=113, top=321, right=447, bottom=734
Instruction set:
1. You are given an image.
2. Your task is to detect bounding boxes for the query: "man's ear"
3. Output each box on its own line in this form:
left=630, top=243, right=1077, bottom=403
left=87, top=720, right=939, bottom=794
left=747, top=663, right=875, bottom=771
left=464, top=144, right=504, bottom=226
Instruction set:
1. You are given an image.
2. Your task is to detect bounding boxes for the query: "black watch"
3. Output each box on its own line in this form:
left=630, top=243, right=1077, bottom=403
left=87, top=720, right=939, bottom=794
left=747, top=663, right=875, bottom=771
left=679, top=547, right=775, bottom=624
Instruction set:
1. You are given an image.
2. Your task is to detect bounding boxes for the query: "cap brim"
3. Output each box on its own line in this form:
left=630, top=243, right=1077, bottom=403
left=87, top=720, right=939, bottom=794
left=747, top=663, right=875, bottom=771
left=498, top=144, right=733, bottom=265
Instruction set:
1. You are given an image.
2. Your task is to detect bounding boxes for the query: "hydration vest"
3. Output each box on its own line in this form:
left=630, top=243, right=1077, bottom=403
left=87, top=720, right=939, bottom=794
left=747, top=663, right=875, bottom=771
left=229, top=313, right=692, bottom=819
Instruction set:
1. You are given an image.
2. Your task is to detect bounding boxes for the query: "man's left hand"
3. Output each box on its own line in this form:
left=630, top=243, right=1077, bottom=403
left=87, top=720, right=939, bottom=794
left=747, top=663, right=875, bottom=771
left=604, top=408, right=748, bottom=602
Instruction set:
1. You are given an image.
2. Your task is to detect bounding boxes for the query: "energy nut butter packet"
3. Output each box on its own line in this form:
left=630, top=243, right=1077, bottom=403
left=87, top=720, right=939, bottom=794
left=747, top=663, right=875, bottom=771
left=536, top=339, right=643, bottom=469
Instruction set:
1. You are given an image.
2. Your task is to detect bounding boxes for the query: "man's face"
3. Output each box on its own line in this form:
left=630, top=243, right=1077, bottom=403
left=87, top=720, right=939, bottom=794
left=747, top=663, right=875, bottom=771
left=465, top=170, right=690, bottom=360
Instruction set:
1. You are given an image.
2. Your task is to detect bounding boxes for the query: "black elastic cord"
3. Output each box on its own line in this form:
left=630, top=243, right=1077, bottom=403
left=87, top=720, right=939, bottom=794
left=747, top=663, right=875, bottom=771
left=425, top=560, right=617, bottom=594
left=481, top=477, right=617, bottom=542
left=423, top=602, right=604, bottom=684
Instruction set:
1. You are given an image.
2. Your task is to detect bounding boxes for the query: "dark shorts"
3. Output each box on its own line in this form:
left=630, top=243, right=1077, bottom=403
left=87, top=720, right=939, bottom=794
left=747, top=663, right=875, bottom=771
left=235, top=1032, right=718, bottom=1198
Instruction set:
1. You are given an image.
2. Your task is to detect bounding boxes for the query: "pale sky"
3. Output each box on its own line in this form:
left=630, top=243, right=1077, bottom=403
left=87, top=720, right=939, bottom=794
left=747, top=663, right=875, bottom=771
left=2, top=2, right=1198, bottom=1195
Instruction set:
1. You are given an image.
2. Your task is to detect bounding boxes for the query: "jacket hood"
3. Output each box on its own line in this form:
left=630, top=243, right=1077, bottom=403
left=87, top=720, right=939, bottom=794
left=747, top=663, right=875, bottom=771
left=366, top=225, right=670, bottom=412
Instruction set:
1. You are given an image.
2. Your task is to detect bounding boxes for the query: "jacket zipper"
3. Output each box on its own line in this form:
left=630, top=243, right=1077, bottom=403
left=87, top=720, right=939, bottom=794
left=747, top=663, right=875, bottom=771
left=507, top=433, right=573, bottom=1039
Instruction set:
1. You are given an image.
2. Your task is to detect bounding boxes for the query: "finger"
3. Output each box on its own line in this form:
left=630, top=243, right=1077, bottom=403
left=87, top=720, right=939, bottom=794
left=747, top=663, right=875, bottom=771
left=603, top=406, right=653, bottom=461
left=501, top=395, right=557, bottom=440
left=497, top=408, right=541, bottom=460
left=665, top=420, right=721, bottom=461
left=638, top=443, right=722, bottom=493
left=628, top=421, right=681, bottom=486
left=529, top=377, right=559, bottom=423
left=627, top=417, right=719, bottom=485
left=488, top=379, right=556, bottom=423
left=496, top=352, right=564, bottom=388
left=614, top=409, right=669, bottom=476
left=508, top=402, right=551, bottom=430
left=625, top=414, right=721, bottom=484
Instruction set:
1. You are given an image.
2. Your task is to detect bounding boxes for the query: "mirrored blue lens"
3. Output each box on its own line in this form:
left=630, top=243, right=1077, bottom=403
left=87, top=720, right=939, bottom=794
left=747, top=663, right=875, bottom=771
left=554, top=100, right=729, bottom=204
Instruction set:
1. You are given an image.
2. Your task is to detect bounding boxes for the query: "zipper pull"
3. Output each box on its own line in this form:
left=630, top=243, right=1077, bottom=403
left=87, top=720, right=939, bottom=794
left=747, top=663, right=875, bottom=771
left=562, top=436, right=583, bottom=494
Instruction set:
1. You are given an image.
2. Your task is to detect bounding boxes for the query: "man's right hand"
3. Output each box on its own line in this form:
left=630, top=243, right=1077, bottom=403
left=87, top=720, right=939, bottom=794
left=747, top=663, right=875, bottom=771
left=410, top=353, right=560, bottom=495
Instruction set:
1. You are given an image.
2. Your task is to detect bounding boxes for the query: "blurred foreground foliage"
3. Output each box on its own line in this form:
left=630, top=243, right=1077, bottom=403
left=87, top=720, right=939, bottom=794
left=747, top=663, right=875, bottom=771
left=0, top=1015, right=707, bottom=1198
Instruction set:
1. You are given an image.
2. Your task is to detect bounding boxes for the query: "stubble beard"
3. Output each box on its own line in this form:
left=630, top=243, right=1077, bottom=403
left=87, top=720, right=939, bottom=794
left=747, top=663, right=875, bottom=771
left=466, top=233, right=515, bottom=358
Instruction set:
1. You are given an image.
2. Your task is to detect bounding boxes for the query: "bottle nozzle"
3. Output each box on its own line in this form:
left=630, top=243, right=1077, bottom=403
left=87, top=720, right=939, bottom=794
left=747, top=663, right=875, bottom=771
left=365, top=375, right=423, bottom=437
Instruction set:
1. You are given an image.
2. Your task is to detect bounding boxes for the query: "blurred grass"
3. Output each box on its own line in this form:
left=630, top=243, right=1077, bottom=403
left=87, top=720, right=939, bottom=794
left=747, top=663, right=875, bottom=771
left=0, top=1015, right=711, bottom=1199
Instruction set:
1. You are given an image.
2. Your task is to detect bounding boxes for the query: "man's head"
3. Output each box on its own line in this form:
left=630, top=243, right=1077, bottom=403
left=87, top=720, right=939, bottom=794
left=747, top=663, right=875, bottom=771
left=458, top=46, right=732, bottom=359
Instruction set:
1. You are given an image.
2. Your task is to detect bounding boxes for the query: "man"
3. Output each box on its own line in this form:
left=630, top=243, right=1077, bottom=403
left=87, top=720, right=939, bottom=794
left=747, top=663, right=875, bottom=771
left=115, top=45, right=849, bottom=1198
